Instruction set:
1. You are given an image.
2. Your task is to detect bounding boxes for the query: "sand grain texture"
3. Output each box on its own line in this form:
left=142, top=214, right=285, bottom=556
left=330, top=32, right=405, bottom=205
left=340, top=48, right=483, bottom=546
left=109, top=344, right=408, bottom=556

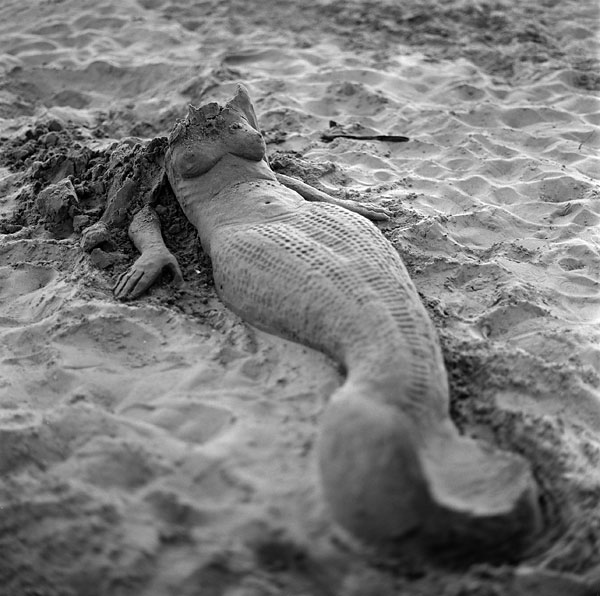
left=0, top=0, right=599, bottom=595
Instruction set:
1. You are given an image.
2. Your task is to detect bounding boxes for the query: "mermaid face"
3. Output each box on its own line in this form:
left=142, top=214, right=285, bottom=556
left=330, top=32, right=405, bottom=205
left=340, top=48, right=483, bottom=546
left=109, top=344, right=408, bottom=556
left=166, top=84, right=266, bottom=180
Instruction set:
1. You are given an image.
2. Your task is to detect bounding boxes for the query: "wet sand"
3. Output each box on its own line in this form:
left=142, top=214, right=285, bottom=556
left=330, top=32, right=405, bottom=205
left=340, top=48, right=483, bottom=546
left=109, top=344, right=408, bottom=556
left=0, top=0, right=599, bottom=594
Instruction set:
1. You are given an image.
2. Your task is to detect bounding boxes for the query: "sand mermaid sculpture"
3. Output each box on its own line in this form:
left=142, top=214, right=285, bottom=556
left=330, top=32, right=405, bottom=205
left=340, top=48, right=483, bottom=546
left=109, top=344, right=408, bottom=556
left=108, top=84, right=541, bottom=555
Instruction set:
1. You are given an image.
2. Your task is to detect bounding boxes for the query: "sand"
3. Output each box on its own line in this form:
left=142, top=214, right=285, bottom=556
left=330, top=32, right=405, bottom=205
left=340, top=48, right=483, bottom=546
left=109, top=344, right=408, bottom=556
left=0, top=0, right=599, bottom=594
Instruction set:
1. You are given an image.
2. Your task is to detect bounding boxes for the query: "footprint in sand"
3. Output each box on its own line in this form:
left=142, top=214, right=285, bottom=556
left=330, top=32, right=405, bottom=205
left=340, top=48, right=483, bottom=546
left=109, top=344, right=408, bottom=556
left=558, top=257, right=585, bottom=271
left=57, top=435, right=167, bottom=490
left=0, top=263, right=62, bottom=323
left=478, top=302, right=549, bottom=340
left=121, top=396, right=235, bottom=445
left=0, top=408, right=68, bottom=474
left=0, top=263, right=55, bottom=296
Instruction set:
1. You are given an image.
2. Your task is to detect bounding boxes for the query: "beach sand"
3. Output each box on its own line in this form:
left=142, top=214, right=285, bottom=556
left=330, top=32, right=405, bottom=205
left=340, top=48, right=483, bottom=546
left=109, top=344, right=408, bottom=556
left=0, top=0, right=599, bottom=594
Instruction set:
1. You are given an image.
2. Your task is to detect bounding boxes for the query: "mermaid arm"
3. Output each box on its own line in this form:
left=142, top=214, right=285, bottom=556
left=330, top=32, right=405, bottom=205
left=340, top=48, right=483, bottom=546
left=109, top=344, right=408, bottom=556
left=275, top=173, right=391, bottom=221
left=113, top=205, right=183, bottom=300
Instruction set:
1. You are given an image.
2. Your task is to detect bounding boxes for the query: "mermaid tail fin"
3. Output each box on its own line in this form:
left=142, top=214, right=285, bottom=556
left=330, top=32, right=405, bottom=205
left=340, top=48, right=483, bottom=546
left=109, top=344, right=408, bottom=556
left=317, top=382, right=541, bottom=558
left=420, top=431, right=542, bottom=556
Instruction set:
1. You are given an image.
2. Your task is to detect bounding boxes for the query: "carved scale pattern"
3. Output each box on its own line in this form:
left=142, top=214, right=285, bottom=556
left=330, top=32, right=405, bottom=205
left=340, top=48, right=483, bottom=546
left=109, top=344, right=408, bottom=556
left=211, top=201, right=449, bottom=423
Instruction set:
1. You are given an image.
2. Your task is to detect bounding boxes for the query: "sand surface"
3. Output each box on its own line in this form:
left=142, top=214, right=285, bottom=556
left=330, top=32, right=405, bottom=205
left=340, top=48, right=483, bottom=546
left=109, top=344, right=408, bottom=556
left=0, top=0, right=599, bottom=594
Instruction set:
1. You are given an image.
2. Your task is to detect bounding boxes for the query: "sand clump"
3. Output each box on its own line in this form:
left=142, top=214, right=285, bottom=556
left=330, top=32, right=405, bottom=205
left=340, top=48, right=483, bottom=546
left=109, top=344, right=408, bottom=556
left=0, top=0, right=599, bottom=595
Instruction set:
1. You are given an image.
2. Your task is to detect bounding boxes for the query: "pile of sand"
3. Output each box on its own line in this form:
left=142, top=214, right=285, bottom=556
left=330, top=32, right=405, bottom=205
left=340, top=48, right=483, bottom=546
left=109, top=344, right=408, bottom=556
left=0, top=0, right=598, bottom=594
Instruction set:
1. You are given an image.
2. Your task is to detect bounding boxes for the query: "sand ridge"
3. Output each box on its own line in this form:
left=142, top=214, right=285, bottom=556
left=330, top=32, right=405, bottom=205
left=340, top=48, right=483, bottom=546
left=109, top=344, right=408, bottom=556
left=0, top=0, right=599, bottom=594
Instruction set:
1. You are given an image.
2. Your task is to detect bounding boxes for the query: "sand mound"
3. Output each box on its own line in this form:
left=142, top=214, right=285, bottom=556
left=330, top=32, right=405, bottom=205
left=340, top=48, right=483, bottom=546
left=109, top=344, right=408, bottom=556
left=0, top=0, right=599, bottom=594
